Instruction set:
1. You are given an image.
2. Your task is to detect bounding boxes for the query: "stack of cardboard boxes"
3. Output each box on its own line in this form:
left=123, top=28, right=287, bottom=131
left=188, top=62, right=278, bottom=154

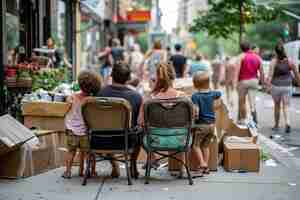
left=0, top=115, right=67, bottom=178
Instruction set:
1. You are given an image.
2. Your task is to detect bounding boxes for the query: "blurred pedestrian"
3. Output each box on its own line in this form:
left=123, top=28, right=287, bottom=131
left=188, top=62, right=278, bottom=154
left=129, top=43, right=144, bottom=79
left=140, top=40, right=167, bottom=89
left=237, top=41, right=265, bottom=124
left=211, top=55, right=224, bottom=90
left=189, top=52, right=209, bottom=76
left=224, top=56, right=238, bottom=107
left=170, top=44, right=187, bottom=78
left=267, top=43, right=300, bottom=133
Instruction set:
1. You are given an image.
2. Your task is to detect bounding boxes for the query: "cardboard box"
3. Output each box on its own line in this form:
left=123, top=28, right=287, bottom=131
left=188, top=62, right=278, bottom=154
left=168, top=153, right=185, bottom=171
left=24, top=116, right=66, bottom=131
left=189, top=136, right=219, bottom=171
left=208, top=136, right=219, bottom=171
left=22, top=102, right=71, bottom=118
left=0, top=115, right=37, bottom=156
left=22, top=102, right=70, bottom=131
left=224, top=142, right=260, bottom=172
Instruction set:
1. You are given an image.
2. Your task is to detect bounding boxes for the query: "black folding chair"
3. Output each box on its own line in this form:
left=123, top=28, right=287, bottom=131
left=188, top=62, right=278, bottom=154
left=143, top=97, right=194, bottom=185
left=82, top=97, right=141, bottom=186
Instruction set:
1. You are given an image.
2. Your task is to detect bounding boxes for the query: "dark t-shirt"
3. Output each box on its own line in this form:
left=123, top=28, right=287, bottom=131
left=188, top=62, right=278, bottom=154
left=98, top=85, right=142, bottom=127
left=170, top=54, right=187, bottom=78
left=191, top=91, right=222, bottom=124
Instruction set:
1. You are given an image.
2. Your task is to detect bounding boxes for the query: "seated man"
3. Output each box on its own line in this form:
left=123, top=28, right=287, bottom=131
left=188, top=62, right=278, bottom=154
left=98, top=63, right=143, bottom=178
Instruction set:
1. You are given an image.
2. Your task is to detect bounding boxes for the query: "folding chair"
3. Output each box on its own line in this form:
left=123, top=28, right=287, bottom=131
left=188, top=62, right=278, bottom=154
left=81, top=97, right=141, bottom=186
left=143, top=97, right=194, bottom=185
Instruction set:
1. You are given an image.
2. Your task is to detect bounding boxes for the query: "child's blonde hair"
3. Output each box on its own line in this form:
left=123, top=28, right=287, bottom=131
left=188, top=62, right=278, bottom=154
left=193, top=71, right=210, bottom=90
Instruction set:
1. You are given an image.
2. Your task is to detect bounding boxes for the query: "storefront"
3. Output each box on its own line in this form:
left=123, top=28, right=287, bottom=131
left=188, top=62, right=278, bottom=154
left=0, top=0, right=78, bottom=114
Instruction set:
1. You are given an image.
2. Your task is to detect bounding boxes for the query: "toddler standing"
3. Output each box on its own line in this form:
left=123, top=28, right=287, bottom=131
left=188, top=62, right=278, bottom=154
left=191, top=72, right=221, bottom=177
left=62, top=70, right=102, bottom=178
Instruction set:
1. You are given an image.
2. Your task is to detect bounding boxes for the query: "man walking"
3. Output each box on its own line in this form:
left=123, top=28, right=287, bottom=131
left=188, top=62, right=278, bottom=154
left=170, top=44, right=187, bottom=78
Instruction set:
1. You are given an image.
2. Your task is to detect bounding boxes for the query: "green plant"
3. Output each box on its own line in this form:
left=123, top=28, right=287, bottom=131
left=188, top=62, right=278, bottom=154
left=32, top=67, right=70, bottom=91
left=18, top=70, right=31, bottom=79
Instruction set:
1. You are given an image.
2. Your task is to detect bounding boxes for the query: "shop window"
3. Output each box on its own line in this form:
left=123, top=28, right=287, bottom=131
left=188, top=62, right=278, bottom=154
left=6, top=13, right=20, bottom=51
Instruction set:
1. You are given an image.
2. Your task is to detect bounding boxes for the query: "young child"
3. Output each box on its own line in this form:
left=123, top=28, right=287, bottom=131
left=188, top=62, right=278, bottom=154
left=62, top=70, right=102, bottom=179
left=190, top=71, right=221, bottom=177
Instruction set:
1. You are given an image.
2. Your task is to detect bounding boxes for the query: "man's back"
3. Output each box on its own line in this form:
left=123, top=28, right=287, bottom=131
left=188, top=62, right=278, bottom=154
left=170, top=54, right=187, bottom=78
left=239, top=51, right=261, bottom=81
left=98, top=85, right=142, bottom=127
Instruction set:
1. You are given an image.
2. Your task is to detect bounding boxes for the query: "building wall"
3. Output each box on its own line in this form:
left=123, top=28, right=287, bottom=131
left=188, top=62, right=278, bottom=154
left=177, top=0, right=208, bottom=29
left=187, top=0, right=208, bottom=25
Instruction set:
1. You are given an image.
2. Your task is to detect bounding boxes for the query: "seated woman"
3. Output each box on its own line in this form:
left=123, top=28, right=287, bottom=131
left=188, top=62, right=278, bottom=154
left=139, top=62, right=186, bottom=174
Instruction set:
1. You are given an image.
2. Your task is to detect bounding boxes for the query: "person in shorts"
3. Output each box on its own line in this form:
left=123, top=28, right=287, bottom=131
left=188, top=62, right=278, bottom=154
left=62, top=70, right=102, bottom=179
left=237, top=41, right=265, bottom=124
left=268, top=43, right=300, bottom=133
left=191, top=72, right=221, bottom=177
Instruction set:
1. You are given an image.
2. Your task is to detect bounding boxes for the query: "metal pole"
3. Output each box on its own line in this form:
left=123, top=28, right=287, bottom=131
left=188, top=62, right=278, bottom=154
left=155, top=0, right=160, bottom=30
left=0, top=0, right=6, bottom=115
left=65, top=0, right=75, bottom=80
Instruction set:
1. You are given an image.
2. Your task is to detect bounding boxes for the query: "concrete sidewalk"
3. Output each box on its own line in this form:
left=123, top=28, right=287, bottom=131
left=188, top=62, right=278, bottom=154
left=0, top=160, right=299, bottom=200
left=1, top=91, right=300, bottom=200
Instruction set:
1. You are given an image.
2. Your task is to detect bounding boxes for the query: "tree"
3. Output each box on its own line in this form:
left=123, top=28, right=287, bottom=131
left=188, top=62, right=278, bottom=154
left=190, top=0, right=283, bottom=44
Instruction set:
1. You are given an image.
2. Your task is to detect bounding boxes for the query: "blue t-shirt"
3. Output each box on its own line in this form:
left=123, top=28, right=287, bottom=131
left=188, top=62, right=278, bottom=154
left=191, top=91, right=222, bottom=124
left=189, top=61, right=209, bottom=76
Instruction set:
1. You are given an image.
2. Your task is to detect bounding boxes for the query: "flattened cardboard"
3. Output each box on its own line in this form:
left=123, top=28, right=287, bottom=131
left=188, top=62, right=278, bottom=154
left=224, top=142, right=260, bottom=172
left=0, top=115, right=36, bottom=156
left=0, top=130, right=67, bottom=178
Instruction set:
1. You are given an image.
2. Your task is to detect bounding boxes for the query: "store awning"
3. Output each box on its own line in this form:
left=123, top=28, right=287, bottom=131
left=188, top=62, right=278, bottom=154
left=79, top=0, right=104, bottom=23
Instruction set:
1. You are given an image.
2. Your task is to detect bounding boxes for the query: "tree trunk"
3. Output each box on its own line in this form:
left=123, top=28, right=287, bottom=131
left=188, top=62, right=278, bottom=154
left=239, top=0, right=244, bottom=45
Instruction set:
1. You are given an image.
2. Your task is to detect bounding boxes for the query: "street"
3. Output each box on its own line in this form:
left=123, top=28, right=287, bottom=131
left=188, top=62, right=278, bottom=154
left=256, top=92, right=300, bottom=159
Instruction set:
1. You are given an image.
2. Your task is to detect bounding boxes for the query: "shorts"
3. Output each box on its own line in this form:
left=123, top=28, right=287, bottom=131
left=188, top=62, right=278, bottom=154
left=192, top=124, right=215, bottom=148
left=237, top=79, right=259, bottom=96
left=271, top=85, right=292, bottom=105
left=66, top=130, right=89, bottom=152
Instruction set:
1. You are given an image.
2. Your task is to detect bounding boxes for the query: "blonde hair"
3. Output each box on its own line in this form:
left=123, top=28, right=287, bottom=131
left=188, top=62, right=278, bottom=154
left=152, top=62, right=175, bottom=94
left=153, top=40, right=162, bottom=50
left=193, top=71, right=210, bottom=90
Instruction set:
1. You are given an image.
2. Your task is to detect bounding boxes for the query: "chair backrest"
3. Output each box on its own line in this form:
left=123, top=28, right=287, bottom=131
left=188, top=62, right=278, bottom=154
left=144, top=97, right=193, bottom=128
left=82, top=97, right=132, bottom=131
left=143, top=97, right=193, bottom=150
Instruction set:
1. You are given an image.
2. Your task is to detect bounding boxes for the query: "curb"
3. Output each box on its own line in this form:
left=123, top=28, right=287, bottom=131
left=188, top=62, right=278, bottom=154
left=258, top=134, right=300, bottom=170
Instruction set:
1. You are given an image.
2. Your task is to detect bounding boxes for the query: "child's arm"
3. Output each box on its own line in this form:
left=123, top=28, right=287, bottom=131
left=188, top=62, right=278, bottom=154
left=213, top=91, right=222, bottom=111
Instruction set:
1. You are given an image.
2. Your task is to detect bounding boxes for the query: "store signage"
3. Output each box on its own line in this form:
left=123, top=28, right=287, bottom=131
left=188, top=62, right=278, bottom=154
left=127, top=11, right=151, bottom=22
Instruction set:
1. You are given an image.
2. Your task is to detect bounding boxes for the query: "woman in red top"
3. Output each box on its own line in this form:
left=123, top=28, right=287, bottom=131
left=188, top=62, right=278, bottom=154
left=237, top=41, right=265, bottom=124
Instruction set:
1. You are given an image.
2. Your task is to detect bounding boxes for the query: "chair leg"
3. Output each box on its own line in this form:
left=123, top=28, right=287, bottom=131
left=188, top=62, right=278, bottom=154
left=82, top=153, right=92, bottom=186
left=185, top=151, right=193, bottom=185
left=145, top=152, right=151, bottom=184
left=125, top=154, right=133, bottom=185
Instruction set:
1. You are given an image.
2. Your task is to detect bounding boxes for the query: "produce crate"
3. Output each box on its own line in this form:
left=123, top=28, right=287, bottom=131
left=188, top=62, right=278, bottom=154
left=22, top=102, right=71, bottom=118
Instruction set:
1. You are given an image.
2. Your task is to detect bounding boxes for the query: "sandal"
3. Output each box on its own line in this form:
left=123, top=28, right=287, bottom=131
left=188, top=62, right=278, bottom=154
left=61, top=171, right=72, bottom=179
left=191, top=170, right=204, bottom=178
left=202, top=167, right=210, bottom=175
